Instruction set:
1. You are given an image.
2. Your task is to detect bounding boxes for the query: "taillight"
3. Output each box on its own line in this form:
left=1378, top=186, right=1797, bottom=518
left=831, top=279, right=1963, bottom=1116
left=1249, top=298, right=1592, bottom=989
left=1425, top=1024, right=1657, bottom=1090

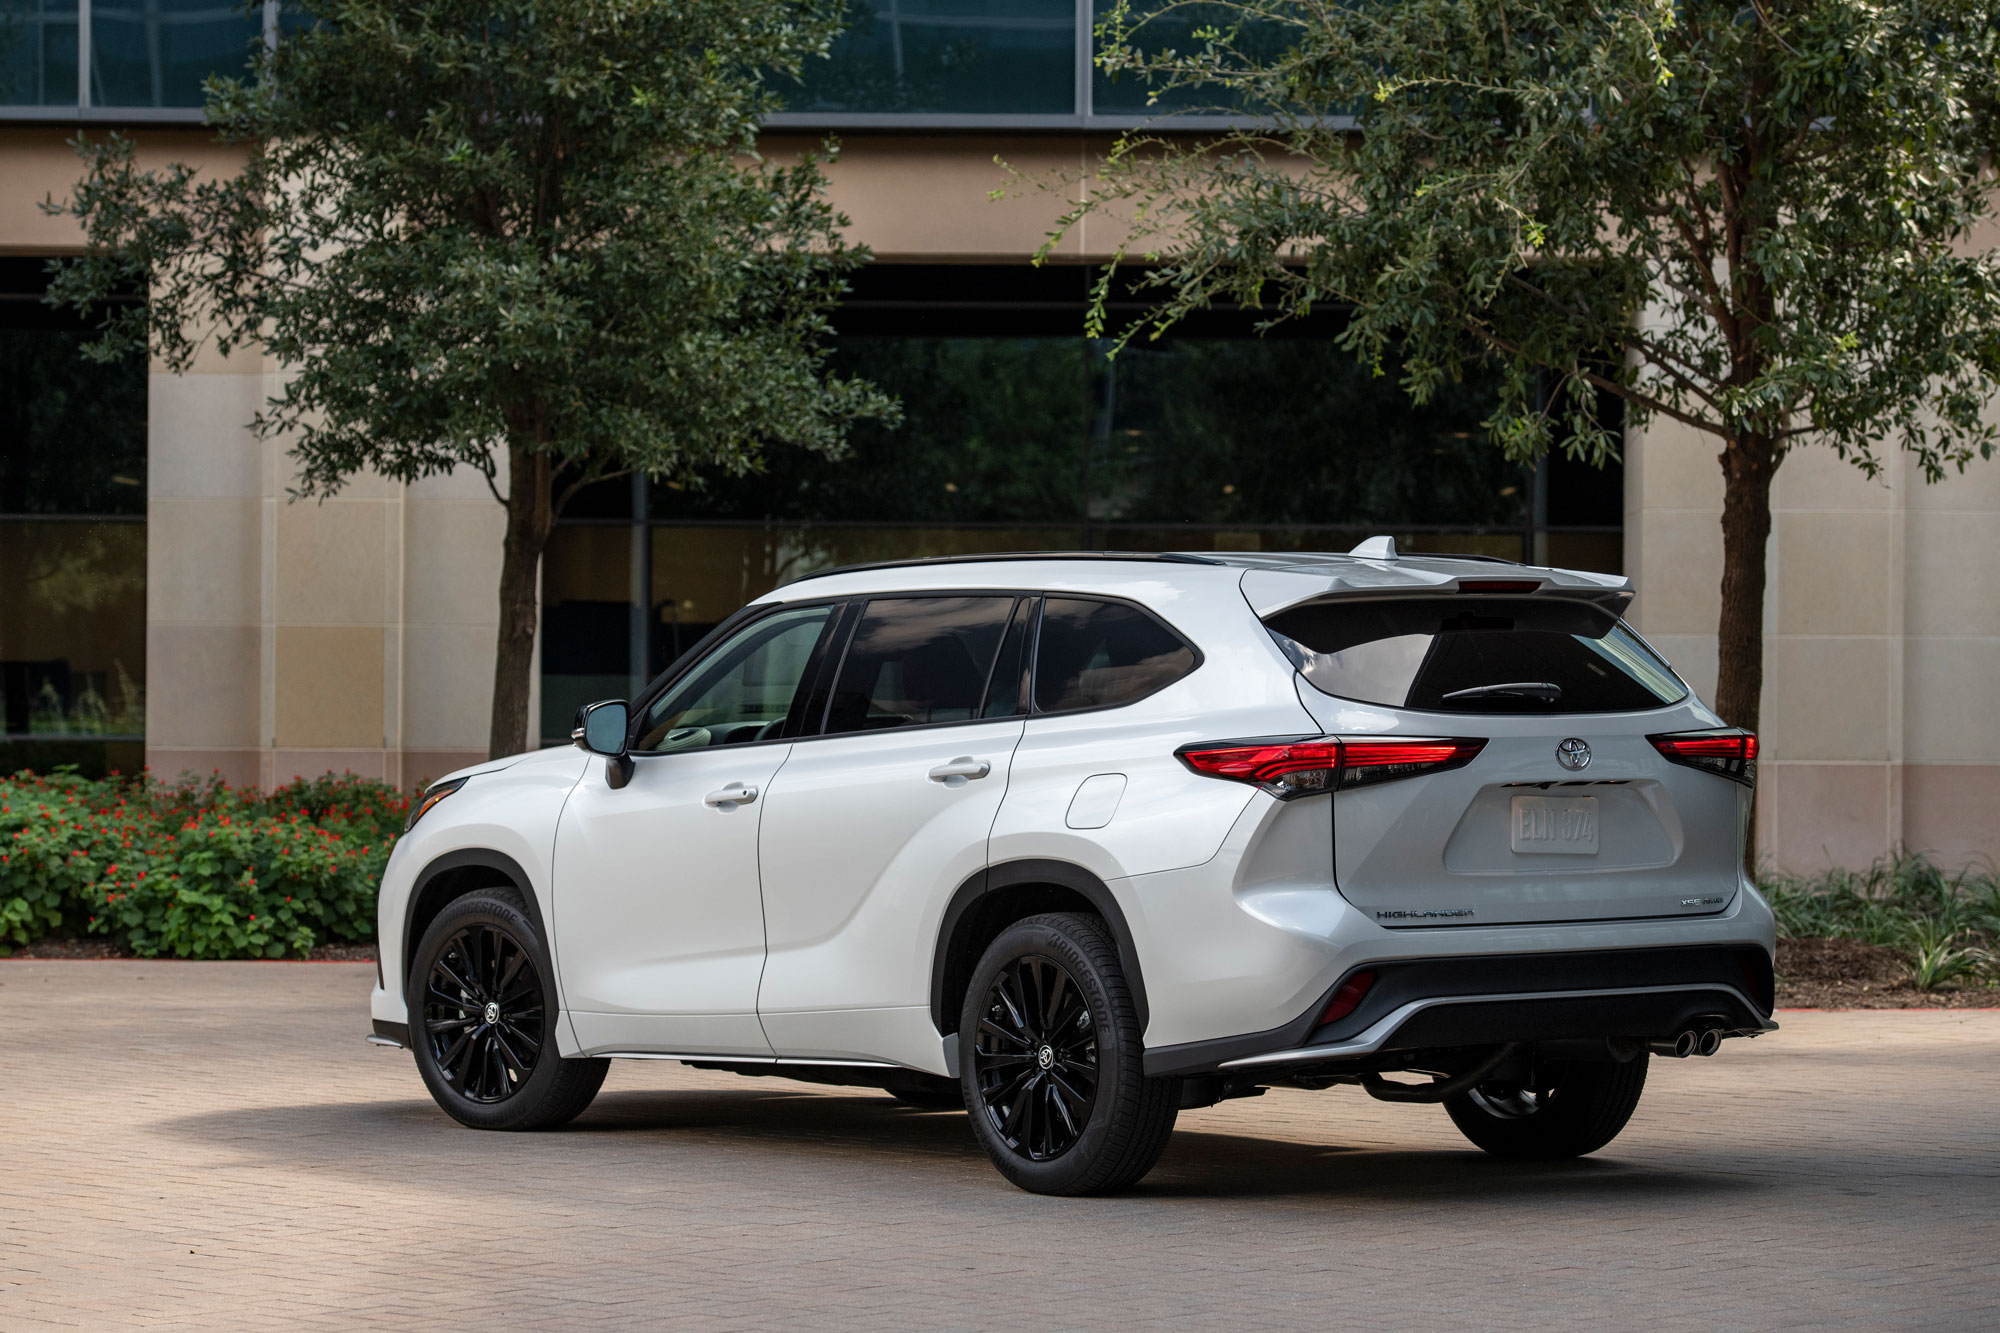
left=1317, top=970, right=1376, bottom=1026
left=1456, top=579, right=1542, bottom=594
left=1177, top=736, right=1485, bottom=798
left=1647, top=730, right=1757, bottom=786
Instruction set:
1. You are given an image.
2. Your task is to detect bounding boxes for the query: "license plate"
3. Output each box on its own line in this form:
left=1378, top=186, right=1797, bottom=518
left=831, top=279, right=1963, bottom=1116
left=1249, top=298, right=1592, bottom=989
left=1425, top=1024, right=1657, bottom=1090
left=1511, top=794, right=1599, bottom=855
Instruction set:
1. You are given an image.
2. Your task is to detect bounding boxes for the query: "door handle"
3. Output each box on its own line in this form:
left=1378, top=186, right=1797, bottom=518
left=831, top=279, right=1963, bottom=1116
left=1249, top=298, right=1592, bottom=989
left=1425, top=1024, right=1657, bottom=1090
left=927, top=757, right=992, bottom=787
left=703, top=783, right=759, bottom=808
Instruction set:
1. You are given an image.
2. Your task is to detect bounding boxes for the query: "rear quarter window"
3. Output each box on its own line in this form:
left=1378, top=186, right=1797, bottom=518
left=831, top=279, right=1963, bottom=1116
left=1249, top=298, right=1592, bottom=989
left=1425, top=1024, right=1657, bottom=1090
left=1034, top=597, right=1199, bottom=713
left=1265, top=596, right=1687, bottom=714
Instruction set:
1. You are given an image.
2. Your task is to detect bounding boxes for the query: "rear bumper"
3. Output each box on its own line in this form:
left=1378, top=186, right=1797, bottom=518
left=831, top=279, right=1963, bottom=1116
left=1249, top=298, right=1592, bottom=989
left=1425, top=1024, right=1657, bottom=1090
left=1144, top=944, right=1775, bottom=1077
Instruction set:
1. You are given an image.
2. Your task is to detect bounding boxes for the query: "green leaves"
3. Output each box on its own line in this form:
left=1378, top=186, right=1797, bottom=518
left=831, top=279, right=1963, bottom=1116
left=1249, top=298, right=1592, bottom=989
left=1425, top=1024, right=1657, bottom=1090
left=1068, top=0, right=2000, bottom=480
left=46, top=0, right=894, bottom=500
left=0, top=769, right=404, bottom=958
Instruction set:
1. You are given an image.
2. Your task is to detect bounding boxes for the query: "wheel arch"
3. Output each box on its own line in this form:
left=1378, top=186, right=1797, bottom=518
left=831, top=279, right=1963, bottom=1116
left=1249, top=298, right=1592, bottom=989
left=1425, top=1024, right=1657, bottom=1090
left=931, top=858, right=1148, bottom=1038
left=402, top=848, right=547, bottom=988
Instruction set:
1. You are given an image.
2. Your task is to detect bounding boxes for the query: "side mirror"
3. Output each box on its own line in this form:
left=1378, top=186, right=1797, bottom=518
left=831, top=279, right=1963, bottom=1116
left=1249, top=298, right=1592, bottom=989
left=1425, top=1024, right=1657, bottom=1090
left=573, top=699, right=630, bottom=757
left=573, top=700, right=636, bottom=789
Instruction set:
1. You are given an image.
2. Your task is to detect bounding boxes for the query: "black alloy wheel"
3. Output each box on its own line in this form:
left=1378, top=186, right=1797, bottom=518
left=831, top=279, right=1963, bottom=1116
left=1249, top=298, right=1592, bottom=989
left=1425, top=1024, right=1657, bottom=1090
left=409, top=888, right=608, bottom=1131
left=958, top=912, right=1179, bottom=1195
left=972, top=954, right=1100, bottom=1160
left=423, top=922, right=544, bottom=1103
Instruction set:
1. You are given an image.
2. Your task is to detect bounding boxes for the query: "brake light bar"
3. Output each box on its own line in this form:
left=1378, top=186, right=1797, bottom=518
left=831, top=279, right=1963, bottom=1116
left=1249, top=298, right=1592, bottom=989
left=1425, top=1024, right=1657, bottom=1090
left=1177, top=736, right=1486, bottom=798
left=1456, top=579, right=1543, bottom=594
left=1647, top=730, right=1758, bottom=786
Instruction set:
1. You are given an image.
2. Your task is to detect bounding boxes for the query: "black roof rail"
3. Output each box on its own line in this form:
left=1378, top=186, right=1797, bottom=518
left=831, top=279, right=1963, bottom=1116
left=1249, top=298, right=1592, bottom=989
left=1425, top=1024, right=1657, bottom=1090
left=785, top=550, right=1224, bottom=585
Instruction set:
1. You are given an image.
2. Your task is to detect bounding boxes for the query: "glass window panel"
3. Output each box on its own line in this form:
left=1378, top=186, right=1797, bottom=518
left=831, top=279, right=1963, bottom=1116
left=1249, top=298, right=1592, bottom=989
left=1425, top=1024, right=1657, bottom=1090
left=1034, top=596, right=1197, bottom=712
left=826, top=595, right=1015, bottom=734
left=0, top=0, right=79, bottom=104
left=91, top=0, right=259, bottom=108
left=0, top=519, right=147, bottom=740
left=1265, top=597, right=1686, bottom=713
left=1090, top=0, right=1291, bottom=118
left=782, top=0, right=1076, bottom=115
left=636, top=605, right=834, bottom=752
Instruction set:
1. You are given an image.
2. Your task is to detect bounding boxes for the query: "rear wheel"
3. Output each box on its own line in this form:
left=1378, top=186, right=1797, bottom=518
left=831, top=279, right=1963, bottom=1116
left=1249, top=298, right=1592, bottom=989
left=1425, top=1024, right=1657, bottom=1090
left=960, top=912, right=1179, bottom=1195
left=1443, top=1054, right=1649, bottom=1159
left=411, top=889, right=609, bottom=1131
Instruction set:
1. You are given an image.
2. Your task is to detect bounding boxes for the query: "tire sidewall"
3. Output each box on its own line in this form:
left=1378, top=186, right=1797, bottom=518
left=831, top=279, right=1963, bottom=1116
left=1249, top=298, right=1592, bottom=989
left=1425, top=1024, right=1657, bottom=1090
left=958, top=915, right=1143, bottom=1194
left=409, top=889, right=570, bottom=1131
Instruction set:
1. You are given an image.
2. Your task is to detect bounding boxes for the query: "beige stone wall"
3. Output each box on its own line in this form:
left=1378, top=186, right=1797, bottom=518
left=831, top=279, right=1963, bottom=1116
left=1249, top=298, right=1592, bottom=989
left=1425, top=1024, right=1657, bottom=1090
left=1626, top=412, right=2000, bottom=874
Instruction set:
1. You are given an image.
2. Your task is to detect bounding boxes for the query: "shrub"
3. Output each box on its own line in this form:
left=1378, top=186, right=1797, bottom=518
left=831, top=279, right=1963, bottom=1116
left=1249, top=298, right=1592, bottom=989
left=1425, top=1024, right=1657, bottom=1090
left=1762, top=851, right=2000, bottom=990
left=0, top=768, right=409, bottom=959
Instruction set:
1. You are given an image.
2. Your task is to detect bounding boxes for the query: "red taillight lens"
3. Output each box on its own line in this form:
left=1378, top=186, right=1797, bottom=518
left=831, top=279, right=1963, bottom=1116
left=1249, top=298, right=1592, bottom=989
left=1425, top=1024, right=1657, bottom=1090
left=1176, top=740, right=1344, bottom=797
left=1177, top=737, right=1485, bottom=797
left=1337, top=738, right=1487, bottom=790
left=1317, top=969, right=1376, bottom=1026
left=1648, top=730, right=1757, bottom=786
left=1456, top=579, right=1543, bottom=594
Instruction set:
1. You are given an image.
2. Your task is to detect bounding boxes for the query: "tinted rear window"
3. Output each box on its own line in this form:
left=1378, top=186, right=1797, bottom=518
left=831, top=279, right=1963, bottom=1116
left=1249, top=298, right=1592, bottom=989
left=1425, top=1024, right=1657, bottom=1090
left=1035, top=598, right=1199, bottom=713
left=826, top=596, right=1016, bottom=733
left=1265, top=597, right=1686, bottom=714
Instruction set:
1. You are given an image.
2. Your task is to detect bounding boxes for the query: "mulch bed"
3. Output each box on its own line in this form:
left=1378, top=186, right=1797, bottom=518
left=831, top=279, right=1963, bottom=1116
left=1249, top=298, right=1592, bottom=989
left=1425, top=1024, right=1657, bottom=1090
left=7, top=934, right=1997, bottom=1006
left=4, top=938, right=378, bottom=962
left=1776, top=936, right=2000, bottom=1009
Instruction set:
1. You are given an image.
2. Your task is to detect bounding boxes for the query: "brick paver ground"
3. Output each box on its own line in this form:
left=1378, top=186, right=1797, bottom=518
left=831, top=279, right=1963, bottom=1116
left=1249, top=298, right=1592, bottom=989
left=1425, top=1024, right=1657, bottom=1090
left=2, top=961, right=1997, bottom=1329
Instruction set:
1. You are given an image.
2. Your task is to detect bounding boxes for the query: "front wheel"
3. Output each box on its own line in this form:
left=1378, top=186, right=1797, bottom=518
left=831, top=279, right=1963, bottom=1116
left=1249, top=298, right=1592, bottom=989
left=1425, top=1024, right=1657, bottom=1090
left=410, top=888, right=609, bottom=1131
left=959, top=912, right=1179, bottom=1195
left=1443, top=1053, right=1649, bottom=1159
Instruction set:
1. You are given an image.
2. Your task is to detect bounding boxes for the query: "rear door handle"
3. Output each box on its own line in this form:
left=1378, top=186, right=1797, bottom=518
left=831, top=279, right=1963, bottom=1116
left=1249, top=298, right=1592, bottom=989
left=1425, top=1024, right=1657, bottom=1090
left=703, top=783, right=759, bottom=808
left=928, top=757, right=992, bottom=787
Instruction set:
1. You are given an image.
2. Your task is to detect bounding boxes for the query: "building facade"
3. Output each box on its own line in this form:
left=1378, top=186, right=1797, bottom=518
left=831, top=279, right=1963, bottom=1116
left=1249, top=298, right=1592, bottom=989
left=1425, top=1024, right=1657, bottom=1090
left=1, top=0, right=1995, bottom=871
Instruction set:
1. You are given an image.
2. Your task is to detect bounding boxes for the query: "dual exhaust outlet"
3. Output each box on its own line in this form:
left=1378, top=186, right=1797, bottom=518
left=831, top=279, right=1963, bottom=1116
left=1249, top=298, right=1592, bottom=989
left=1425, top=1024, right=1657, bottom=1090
left=1650, top=1021, right=1729, bottom=1059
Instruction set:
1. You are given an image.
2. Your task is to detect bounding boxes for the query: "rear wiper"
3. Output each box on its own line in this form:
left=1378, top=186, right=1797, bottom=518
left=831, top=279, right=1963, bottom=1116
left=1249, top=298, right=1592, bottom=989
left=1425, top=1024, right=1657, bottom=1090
left=1441, top=681, right=1563, bottom=703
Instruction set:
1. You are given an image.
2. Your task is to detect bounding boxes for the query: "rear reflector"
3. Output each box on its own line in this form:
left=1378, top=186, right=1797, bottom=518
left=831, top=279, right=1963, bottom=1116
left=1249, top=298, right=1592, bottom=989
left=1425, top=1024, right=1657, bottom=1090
left=1456, top=579, right=1543, bottom=594
left=1647, top=730, right=1758, bottom=786
left=1317, top=970, right=1377, bottom=1027
left=1177, top=736, right=1485, bottom=798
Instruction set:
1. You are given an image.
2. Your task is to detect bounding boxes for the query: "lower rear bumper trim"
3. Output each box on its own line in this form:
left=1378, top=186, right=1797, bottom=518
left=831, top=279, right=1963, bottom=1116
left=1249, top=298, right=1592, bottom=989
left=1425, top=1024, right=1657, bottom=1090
left=1216, top=983, right=1776, bottom=1072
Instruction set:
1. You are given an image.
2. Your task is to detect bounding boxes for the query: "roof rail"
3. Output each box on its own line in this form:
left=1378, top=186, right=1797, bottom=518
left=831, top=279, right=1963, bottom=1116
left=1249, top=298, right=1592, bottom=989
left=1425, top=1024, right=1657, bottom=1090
left=784, top=550, right=1223, bottom=584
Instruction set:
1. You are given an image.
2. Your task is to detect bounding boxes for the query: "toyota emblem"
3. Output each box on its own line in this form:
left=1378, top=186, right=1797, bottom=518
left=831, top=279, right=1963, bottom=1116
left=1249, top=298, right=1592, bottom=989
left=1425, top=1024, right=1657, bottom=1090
left=1556, top=738, right=1592, bottom=771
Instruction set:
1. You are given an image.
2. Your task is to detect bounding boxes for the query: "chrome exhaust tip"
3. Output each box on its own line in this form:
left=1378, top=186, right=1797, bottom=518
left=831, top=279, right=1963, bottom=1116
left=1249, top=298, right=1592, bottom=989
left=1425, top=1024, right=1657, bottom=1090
left=1695, top=1028, right=1723, bottom=1057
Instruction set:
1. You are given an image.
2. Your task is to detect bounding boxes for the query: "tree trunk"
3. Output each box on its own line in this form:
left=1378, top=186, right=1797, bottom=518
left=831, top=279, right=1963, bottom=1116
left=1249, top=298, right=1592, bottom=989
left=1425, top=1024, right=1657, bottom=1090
left=489, top=442, right=553, bottom=761
left=1714, top=430, right=1778, bottom=866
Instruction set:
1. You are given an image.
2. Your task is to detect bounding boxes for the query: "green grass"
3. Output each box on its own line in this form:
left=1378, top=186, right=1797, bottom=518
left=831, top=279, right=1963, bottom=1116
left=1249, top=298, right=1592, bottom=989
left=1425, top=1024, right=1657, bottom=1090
left=1761, top=851, right=2000, bottom=991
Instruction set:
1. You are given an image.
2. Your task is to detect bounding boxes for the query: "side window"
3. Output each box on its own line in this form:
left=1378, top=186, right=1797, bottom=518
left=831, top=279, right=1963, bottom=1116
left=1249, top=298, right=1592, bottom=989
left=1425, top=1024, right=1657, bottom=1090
left=980, top=596, right=1036, bottom=719
left=636, top=605, right=834, bottom=751
left=1034, top=597, right=1199, bottom=713
left=825, top=596, right=1017, bottom=735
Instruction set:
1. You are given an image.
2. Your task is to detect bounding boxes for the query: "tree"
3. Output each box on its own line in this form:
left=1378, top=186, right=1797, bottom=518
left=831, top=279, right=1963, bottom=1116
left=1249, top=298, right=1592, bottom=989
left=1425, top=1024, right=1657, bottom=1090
left=48, top=0, right=895, bottom=760
left=1054, top=0, right=2000, bottom=747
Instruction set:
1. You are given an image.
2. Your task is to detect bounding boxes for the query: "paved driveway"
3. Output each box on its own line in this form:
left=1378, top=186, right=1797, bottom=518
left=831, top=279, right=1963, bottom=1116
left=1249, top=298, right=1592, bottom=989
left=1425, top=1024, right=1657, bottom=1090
left=2, top=961, right=1997, bottom=1329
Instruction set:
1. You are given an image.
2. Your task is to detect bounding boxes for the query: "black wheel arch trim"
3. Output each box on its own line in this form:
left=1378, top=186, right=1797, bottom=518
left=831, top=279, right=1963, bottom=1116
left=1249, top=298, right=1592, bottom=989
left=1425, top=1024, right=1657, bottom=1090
left=931, top=858, right=1149, bottom=1037
left=401, top=847, right=548, bottom=989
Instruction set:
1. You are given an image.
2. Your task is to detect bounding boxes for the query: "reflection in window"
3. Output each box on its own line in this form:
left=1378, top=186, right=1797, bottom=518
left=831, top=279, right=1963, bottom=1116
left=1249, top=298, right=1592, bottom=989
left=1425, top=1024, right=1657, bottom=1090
left=91, top=0, right=258, bottom=107
left=1090, top=0, right=1288, bottom=119
left=826, top=596, right=1015, bottom=733
left=1, top=267, right=146, bottom=777
left=636, top=605, right=833, bottom=751
left=783, top=0, right=1075, bottom=115
left=0, top=0, right=79, bottom=104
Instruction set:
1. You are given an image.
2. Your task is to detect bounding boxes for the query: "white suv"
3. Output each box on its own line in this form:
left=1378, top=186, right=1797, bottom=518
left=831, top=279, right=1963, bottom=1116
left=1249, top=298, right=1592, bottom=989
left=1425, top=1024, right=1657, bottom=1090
left=371, top=543, right=1776, bottom=1195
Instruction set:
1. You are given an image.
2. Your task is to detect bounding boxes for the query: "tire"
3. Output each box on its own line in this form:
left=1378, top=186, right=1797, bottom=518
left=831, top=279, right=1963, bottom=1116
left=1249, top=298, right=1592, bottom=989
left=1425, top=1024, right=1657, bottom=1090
left=959, top=912, right=1179, bottom=1195
left=881, top=1071, right=965, bottom=1111
left=410, top=888, right=609, bottom=1131
left=1443, top=1053, right=1650, bottom=1160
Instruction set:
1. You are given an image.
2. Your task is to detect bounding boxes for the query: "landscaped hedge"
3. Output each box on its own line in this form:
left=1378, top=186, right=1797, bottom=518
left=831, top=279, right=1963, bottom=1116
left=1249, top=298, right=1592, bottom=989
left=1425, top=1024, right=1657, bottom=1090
left=0, top=769, right=409, bottom=958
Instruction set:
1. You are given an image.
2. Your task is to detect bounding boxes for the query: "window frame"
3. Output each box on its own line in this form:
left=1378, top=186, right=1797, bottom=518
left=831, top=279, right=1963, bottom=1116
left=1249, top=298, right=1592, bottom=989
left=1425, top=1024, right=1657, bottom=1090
left=805, top=590, right=1034, bottom=741
left=1027, top=592, right=1204, bottom=718
left=624, top=597, right=848, bottom=758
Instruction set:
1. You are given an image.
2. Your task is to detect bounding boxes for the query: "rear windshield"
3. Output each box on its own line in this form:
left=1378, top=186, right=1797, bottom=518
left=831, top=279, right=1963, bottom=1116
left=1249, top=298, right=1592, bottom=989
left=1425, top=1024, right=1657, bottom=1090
left=1264, top=596, right=1687, bottom=714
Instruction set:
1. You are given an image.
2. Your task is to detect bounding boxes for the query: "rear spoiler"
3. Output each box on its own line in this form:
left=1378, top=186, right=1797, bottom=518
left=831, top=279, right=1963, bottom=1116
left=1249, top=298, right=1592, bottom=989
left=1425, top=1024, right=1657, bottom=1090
left=1240, top=565, right=1635, bottom=620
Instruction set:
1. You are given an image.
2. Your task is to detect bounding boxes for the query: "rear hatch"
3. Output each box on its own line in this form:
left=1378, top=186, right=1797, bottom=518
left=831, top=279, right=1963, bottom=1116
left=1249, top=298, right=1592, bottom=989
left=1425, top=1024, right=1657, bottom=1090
left=1265, top=592, right=1751, bottom=927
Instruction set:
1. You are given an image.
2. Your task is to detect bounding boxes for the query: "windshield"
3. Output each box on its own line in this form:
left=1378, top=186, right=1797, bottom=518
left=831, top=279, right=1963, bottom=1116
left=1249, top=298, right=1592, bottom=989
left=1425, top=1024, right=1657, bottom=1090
left=1265, top=596, right=1687, bottom=714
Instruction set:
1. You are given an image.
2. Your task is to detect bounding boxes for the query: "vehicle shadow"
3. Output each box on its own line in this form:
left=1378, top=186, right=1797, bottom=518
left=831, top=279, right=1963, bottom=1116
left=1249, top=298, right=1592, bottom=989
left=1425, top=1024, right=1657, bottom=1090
left=162, top=1084, right=1761, bottom=1206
